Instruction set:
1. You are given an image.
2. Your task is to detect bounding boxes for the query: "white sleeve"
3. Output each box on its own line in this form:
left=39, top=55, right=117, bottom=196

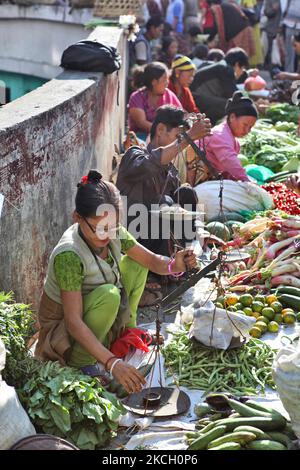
left=135, top=41, right=148, bottom=62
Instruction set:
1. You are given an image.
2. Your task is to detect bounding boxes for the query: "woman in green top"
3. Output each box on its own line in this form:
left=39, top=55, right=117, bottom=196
left=36, top=170, right=196, bottom=394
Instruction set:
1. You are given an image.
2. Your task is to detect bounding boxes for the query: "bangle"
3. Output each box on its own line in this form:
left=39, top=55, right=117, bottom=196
left=104, top=355, right=118, bottom=373
left=109, top=358, right=122, bottom=379
left=167, top=258, right=184, bottom=278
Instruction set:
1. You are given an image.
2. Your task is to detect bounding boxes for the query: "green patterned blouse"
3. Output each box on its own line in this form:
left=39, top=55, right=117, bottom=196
left=54, top=226, right=137, bottom=291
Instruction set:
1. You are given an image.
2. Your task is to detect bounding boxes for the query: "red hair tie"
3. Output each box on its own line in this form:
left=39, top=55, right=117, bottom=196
left=81, top=175, right=88, bottom=185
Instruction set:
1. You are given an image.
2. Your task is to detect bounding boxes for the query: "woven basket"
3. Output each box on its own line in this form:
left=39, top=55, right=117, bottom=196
left=94, top=0, right=144, bottom=18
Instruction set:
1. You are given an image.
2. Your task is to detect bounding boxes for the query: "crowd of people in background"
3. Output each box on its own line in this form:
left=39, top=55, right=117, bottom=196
left=126, top=0, right=300, bottom=133
left=117, top=0, right=300, bottom=304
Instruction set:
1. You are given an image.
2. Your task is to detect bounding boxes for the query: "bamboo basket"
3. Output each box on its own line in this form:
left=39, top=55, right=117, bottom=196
left=94, top=0, right=145, bottom=18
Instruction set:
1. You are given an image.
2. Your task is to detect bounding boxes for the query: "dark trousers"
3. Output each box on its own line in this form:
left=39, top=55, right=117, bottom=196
left=138, top=186, right=198, bottom=257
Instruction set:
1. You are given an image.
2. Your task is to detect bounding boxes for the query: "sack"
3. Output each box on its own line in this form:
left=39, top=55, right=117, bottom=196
left=273, top=339, right=300, bottom=438
left=0, top=381, right=36, bottom=449
left=194, top=180, right=274, bottom=221
left=60, top=40, right=121, bottom=74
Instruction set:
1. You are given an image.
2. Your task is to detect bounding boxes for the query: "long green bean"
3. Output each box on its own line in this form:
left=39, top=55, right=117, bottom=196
left=162, top=333, right=277, bottom=395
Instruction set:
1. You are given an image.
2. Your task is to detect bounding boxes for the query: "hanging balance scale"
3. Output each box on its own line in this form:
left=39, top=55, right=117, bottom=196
left=123, top=132, right=250, bottom=416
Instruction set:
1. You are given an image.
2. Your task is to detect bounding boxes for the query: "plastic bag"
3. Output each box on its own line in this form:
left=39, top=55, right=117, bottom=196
left=189, top=300, right=256, bottom=350
left=0, top=381, right=36, bottom=449
left=273, top=340, right=300, bottom=438
left=194, top=180, right=274, bottom=221
left=271, top=35, right=281, bottom=66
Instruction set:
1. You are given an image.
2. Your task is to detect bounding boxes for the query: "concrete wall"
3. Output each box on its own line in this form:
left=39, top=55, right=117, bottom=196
left=0, top=25, right=128, bottom=309
left=0, top=4, right=94, bottom=78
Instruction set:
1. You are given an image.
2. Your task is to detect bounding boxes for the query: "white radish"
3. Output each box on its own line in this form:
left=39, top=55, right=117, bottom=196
left=271, top=264, right=299, bottom=277
left=265, top=235, right=300, bottom=260
left=272, top=244, right=300, bottom=264
left=282, top=219, right=300, bottom=229
left=271, top=275, right=300, bottom=288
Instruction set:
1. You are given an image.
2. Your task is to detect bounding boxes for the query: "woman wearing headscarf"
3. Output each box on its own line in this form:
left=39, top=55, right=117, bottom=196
left=202, top=91, right=258, bottom=181
left=168, top=55, right=199, bottom=113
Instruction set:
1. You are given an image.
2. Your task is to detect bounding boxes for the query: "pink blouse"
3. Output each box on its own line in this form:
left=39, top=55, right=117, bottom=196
left=128, top=87, right=183, bottom=132
left=203, top=120, right=249, bottom=181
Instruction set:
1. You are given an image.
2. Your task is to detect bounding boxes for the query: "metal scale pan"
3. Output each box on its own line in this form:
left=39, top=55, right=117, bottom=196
left=122, top=387, right=191, bottom=418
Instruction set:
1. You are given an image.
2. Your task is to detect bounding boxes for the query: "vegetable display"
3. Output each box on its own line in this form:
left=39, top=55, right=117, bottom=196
left=262, top=183, right=300, bottom=216
left=186, top=395, right=295, bottom=450
left=162, top=331, right=276, bottom=395
left=0, top=292, right=38, bottom=388
left=20, top=361, right=126, bottom=450
left=240, top=119, right=300, bottom=174
left=226, top=214, right=300, bottom=293
left=215, top=292, right=298, bottom=338
left=265, top=103, right=300, bottom=125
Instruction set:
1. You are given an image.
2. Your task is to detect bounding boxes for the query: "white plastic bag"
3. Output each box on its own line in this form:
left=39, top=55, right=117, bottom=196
left=271, top=35, right=282, bottom=66
left=0, top=381, right=36, bottom=449
left=195, top=180, right=274, bottom=221
left=189, top=300, right=255, bottom=350
left=273, top=341, right=300, bottom=438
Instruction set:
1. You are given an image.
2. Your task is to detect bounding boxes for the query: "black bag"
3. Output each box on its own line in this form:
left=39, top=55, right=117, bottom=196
left=60, top=40, right=121, bottom=74
left=242, top=6, right=260, bottom=26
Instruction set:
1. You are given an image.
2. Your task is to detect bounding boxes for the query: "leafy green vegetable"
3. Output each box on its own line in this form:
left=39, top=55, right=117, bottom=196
left=254, top=150, right=289, bottom=173
left=20, top=361, right=126, bottom=450
left=265, top=103, right=300, bottom=125
left=0, top=291, right=39, bottom=388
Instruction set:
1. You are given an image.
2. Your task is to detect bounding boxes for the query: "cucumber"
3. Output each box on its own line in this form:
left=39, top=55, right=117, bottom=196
left=245, top=400, right=287, bottom=424
left=267, top=432, right=292, bottom=447
left=234, top=426, right=270, bottom=440
left=185, top=432, right=201, bottom=440
left=198, top=421, right=220, bottom=434
left=207, top=431, right=256, bottom=448
left=214, top=416, right=286, bottom=432
left=208, top=442, right=241, bottom=450
left=278, top=294, right=300, bottom=311
left=272, top=286, right=300, bottom=297
left=188, top=425, right=227, bottom=451
left=247, top=440, right=287, bottom=450
left=225, top=397, right=272, bottom=418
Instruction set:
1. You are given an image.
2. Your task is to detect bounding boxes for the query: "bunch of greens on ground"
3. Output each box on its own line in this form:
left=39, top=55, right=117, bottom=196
left=0, top=291, right=39, bottom=388
left=19, top=361, right=126, bottom=450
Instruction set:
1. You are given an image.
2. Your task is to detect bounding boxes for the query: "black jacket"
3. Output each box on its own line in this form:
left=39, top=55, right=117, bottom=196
left=116, top=144, right=179, bottom=213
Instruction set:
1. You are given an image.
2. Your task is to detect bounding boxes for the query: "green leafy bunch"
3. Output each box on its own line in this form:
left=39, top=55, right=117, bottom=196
left=0, top=292, right=38, bottom=388
left=20, top=361, right=126, bottom=450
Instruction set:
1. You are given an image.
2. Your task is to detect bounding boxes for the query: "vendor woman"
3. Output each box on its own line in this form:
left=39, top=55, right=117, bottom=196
left=203, top=91, right=258, bottom=181
left=35, top=170, right=196, bottom=394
